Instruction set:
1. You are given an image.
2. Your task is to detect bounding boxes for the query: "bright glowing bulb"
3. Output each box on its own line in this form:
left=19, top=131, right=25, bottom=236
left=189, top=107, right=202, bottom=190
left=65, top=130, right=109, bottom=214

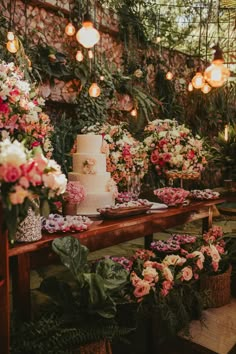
left=166, top=71, right=173, bottom=80
left=76, top=50, right=83, bottom=62
left=100, top=75, right=105, bottom=81
left=224, top=124, right=229, bottom=142
left=65, top=22, right=76, bottom=36
left=6, top=39, right=18, bottom=53
left=76, top=21, right=100, bottom=48
left=156, top=36, right=161, bottom=43
left=201, top=83, right=211, bottom=94
left=89, top=83, right=101, bottom=97
left=204, top=63, right=230, bottom=88
left=188, top=82, right=193, bottom=92
left=130, top=108, right=138, bottom=117
left=192, top=72, right=205, bottom=89
left=7, top=31, right=15, bottom=41
left=88, top=49, right=93, bottom=59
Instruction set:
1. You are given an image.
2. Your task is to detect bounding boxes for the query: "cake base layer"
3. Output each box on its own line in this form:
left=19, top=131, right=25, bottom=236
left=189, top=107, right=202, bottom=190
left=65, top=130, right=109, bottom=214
left=77, top=192, right=114, bottom=215
left=68, top=172, right=111, bottom=192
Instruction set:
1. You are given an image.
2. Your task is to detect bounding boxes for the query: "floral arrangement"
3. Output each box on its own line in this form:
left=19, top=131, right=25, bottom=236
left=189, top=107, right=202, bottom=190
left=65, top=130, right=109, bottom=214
left=64, top=181, right=86, bottom=204
left=143, top=119, right=208, bottom=177
left=100, top=123, right=149, bottom=189
left=189, top=189, right=220, bottom=200
left=41, top=214, right=93, bottom=233
left=0, top=139, right=67, bottom=242
left=83, top=158, right=97, bottom=174
left=153, top=187, right=190, bottom=206
left=106, top=178, right=118, bottom=199
left=0, top=60, right=53, bottom=155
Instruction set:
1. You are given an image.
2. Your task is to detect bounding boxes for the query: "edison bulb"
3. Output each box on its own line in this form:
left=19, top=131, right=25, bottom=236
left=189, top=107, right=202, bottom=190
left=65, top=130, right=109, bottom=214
left=130, top=108, right=138, bottom=117
left=192, top=72, right=205, bottom=89
left=6, top=39, right=18, bottom=53
left=76, top=50, right=83, bottom=62
left=156, top=36, right=161, bottom=43
left=65, top=23, right=76, bottom=36
left=204, top=62, right=230, bottom=88
left=7, top=32, right=15, bottom=41
left=201, top=83, right=211, bottom=94
left=188, top=82, right=193, bottom=92
left=76, top=22, right=100, bottom=48
left=166, top=71, right=173, bottom=80
left=100, top=75, right=104, bottom=81
left=89, top=83, right=101, bottom=97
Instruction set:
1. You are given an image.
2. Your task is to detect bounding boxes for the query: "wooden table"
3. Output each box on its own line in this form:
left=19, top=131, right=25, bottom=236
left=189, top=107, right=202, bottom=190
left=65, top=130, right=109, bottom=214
left=0, top=199, right=224, bottom=354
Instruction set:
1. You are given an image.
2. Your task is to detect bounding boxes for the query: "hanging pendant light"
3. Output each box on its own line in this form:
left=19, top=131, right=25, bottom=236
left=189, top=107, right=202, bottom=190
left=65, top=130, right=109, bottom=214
left=76, top=50, right=83, bottom=62
left=188, top=82, right=193, bottom=92
left=89, top=82, right=101, bottom=97
left=201, top=83, right=211, bottom=94
left=65, top=22, right=76, bottom=36
left=192, top=68, right=205, bottom=89
left=6, top=39, right=18, bottom=53
left=76, top=13, right=100, bottom=48
left=130, top=108, right=138, bottom=117
left=7, top=31, right=15, bottom=41
left=204, top=44, right=230, bottom=88
left=166, top=71, right=173, bottom=80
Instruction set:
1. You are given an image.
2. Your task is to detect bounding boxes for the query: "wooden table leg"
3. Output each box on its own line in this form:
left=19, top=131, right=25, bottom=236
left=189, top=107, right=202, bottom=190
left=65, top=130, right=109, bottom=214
left=144, top=234, right=153, bottom=249
left=0, top=229, right=10, bottom=354
left=11, top=253, right=31, bottom=321
left=202, top=206, right=213, bottom=233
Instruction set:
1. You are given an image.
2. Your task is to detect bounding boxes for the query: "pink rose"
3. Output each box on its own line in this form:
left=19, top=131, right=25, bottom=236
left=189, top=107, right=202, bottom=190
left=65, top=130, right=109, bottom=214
left=150, top=149, right=159, bottom=164
left=130, top=271, right=141, bottom=286
left=2, top=164, right=21, bottom=182
left=142, top=267, right=159, bottom=283
left=133, top=279, right=151, bottom=298
left=161, top=280, right=173, bottom=297
left=0, top=102, right=10, bottom=114
left=162, top=266, right=174, bottom=282
left=181, top=266, right=193, bottom=281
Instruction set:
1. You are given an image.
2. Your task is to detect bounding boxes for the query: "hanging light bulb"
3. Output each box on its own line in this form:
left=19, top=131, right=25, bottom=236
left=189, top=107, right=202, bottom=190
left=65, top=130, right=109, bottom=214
left=204, top=44, right=230, bottom=88
left=166, top=71, right=173, bottom=80
left=7, top=31, right=15, bottom=41
left=76, top=50, right=83, bottom=62
left=6, top=39, right=18, bottom=53
left=100, top=75, right=104, bottom=81
left=130, top=108, right=138, bottom=117
left=188, top=82, right=193, bottom=92
left=65, top=22, right=76, bottom=36
left=88, top=49, right=93, bottom=59
left=201, top=83, right=212, bottom=94
left=191, top=69, right=205, bottom=89
left=76, top=13, right=100, bottom=48
left=224, top=124, right=229, bottom=142
left=156, top=36, right=161, bottom=43
left=89, top=82, right=101, bottom=97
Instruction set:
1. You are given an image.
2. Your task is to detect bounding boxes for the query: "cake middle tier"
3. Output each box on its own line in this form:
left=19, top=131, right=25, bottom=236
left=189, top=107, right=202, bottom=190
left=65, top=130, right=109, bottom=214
left=72, top=153, right=107, bottom=174
left=68, top=171, right=111, bottom=192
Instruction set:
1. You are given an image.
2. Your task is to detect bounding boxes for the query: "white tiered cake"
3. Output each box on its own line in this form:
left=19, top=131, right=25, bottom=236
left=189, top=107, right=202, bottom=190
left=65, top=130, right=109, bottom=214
left=68, top=134, right=115, bottom=215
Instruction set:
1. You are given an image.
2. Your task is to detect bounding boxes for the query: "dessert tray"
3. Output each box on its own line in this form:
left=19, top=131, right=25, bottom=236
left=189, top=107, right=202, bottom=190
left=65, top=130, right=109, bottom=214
left=97, top=200, right=153, bottom=219
left=189, top=189, right=220, bottom=200
left=41, top=214, right=93, bottom=233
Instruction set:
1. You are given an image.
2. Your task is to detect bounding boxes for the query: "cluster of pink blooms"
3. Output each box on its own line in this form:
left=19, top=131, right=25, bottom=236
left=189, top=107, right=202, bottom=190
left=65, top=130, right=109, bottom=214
left=0, top=61, right=53, bottom=155
left=100, top=123, right=149, bottom=188
left=143, top=119, right=207, bottom=176
left=127, top=226, right=227, bottom=303
left=189, top=189, right=220, bottom=200
left=41, top=214, right=93, bottom=233
left=105, top=256, right=134, bottom=272
left=0, top=139, right=67, bottom=206
left=64, top=181, right=86, bottom=204
left=154, top=187, right=190, bottom=206
left=116, top=191, right=133, bottom=203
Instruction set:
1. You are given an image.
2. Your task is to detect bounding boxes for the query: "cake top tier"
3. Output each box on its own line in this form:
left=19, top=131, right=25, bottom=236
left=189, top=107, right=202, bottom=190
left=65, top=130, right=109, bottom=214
left=77, top=134, right=103, bottom=154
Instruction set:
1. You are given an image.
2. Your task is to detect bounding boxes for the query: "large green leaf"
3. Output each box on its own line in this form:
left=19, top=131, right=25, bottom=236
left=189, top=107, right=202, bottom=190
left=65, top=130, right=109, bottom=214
left=52, top=237, right=89, bottom=279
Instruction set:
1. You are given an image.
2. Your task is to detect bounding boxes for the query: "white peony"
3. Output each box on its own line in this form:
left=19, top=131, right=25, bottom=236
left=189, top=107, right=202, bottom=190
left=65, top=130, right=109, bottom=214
left=0, top=139, right=27, bottom=166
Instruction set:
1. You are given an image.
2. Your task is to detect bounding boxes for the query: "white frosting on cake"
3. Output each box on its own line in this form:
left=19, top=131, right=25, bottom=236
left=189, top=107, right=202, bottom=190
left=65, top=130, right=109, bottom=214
left=72, top=153, right=106, bottom=174
left=68, top=134, right=115, bottom=215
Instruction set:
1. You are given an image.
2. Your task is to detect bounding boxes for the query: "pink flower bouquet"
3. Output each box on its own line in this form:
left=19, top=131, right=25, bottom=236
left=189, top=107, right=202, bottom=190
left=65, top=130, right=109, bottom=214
left=153, top=187, right=190, bottom=206
left=64, top=181, right=86, bottom=204
left=0, top=139, right=67, bottom=242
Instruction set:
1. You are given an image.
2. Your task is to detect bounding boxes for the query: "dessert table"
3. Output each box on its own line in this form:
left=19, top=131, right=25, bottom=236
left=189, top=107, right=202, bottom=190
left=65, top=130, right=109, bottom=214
left=0, top=198, right=224, bottom=354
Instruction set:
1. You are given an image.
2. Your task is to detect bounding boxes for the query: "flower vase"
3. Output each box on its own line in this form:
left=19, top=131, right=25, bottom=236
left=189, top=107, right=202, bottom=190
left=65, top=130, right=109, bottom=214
left=15, top=203, right=42, bottom=243
left=63, top=202, right=77, bottom=216
left=200, top=265, right=232, bottom=308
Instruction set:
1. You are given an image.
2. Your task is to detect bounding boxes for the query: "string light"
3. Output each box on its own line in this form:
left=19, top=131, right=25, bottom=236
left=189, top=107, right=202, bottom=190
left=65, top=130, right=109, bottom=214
left=166, top=71, right=173, bottom=80
left=89, top=82, right=101, bottom=97
left=188, top=82, right=193, bottom=92
left=100, top=75, right=104, bottom=81
left=76, top=13, right=100, bottom=48
left=88, top=49, right=94, bottom=59
left=65, top=22, right=76, bottom=36
left=156, top=36, right=161, bottom=43
left=6, top=39, right=18, bottom=53
left=130, top=108, right=138, bottom=117
left=201, top=83, right=211, bottom=94
left=224, top=124, right=229, bottom=142
left=7, top=31, right=14, bottom=41
left=76, top=50, right=84, bottom=62
left=204, top=46, right=230, bottom=88
left=191, top=70, right=205, bottom=89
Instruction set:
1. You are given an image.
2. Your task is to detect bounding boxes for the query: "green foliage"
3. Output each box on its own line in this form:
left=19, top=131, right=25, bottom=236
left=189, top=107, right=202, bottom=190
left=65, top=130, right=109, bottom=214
left=11, top=311, right=133, bottom=354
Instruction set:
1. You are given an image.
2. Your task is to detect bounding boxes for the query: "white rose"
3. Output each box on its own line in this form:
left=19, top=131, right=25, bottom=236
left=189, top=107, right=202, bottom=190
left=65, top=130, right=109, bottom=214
left=0, top=139, right=27, bottom=166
